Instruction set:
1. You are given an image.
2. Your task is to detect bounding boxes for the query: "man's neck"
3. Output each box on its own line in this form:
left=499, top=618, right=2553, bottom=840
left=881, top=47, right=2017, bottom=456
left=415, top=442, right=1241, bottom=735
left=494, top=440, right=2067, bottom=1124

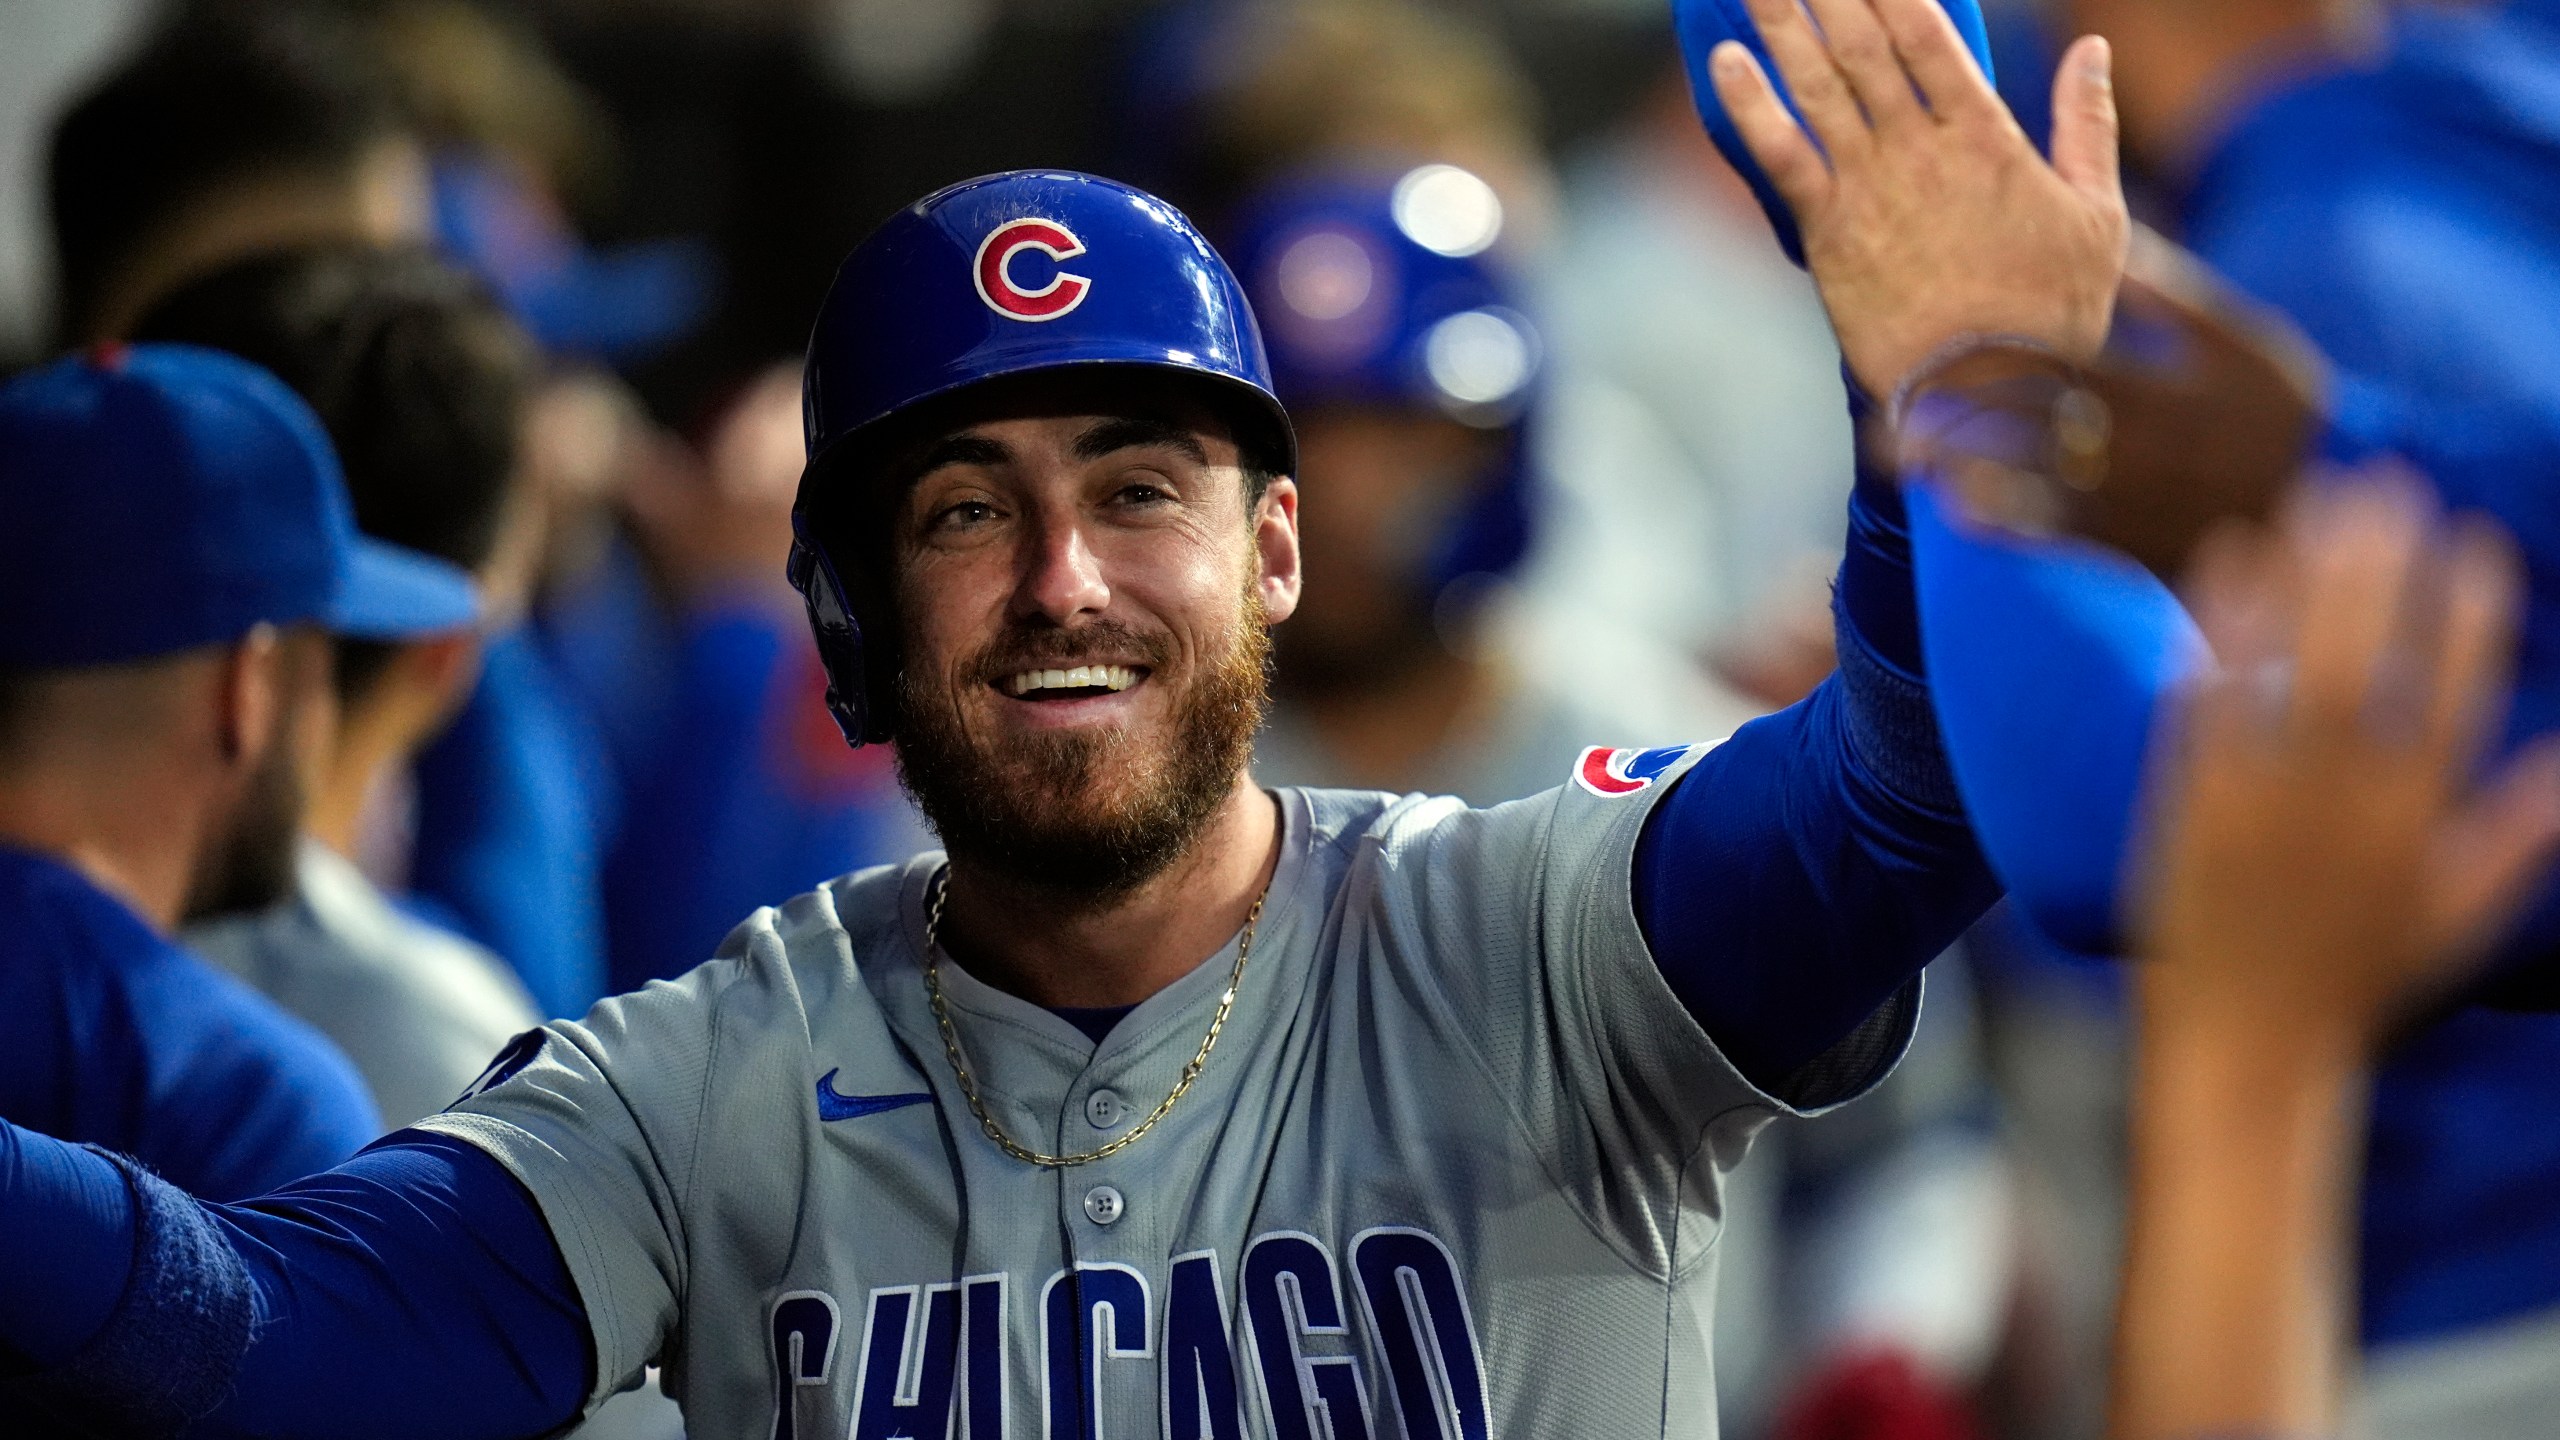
left=0, top=767, right=206, bottom=932
left=307, top=697, right=417, bottom=860
left=1292, top=637, right=1494, bottom=794
left=935, top=775, right=1284, bottom=1010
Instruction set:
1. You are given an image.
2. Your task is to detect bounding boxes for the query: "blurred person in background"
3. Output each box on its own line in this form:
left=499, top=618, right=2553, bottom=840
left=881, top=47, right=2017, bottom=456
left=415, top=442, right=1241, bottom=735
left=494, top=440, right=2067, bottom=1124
left=380, top=0, right=921, bottom=1001
left=1530, top=61, right=1854, bottom=709
left=134, top=245, right=545, bottom=1132
left=1135, top=0, right=1559, bottom=245
left=44, top=2, right=430, bottom=348
left=40, top=0, right=613, bottom=1021
left=1946, top=0, right=2560, bottom=1429
left=2110, top=481, right=2560, bottom=1440
left=1154, top=0, right=1845, bottom=706
left=1235, top=164, right=1759, bottom=801
left=0, top=343, right=490, bottom=1206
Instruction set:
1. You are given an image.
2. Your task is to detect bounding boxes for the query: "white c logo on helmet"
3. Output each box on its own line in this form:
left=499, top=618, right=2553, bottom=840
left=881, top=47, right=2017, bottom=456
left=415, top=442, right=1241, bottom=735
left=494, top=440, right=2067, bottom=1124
left=974, top=218, right=1092, bottom=322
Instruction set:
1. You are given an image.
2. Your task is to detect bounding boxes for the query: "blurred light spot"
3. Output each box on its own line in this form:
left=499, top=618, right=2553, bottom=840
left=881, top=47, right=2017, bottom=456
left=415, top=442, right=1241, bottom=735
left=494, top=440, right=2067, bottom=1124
left=819, top=0, right=995, bottom=104
left=1276, top=229, right=1375, bottom=321
left=1392, top=165, right=1503, bottom=258
left=1425, top=309, right=1532, bottom=409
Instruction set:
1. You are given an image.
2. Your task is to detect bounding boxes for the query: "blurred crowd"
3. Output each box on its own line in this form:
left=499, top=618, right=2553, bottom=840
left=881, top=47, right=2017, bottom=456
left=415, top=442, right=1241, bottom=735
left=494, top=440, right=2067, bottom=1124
left=6, top=0, right=2560, bottom=1437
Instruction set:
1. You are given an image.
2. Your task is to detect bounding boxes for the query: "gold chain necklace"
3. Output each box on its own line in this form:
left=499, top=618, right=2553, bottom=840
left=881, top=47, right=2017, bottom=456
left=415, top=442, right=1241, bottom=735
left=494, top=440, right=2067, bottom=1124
left=919, top=866, right=1265, bottom=1168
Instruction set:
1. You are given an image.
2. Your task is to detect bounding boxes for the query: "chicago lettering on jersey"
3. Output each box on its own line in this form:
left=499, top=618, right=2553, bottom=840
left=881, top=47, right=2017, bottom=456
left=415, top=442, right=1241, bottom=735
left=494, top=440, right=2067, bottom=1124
left=768, top=1227, right=1489, bottom=1440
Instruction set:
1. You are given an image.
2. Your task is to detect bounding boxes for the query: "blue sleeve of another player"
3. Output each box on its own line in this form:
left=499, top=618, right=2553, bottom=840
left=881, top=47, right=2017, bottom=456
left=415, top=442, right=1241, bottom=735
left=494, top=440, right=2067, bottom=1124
left=409, top=625, right=613, bottom=1020
left=603, top=599, right=914, bottom=993
left=1907, top=487, right=2206, bottom=950
left=1635, top=426, right=2002, bottom=1090
left=602, top=601, right=800, bottom=993
left=0, top=1121, right=588, bottom=1438
left=1636, top=392, right=2213, bottom=1082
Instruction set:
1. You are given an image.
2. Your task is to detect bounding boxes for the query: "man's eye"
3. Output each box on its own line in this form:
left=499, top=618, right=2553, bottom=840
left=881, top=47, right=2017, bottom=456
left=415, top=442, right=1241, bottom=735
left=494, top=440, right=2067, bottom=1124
left=930, top=500, right=997, bottom=529
left=1115, top=481, right=1171, bottom=506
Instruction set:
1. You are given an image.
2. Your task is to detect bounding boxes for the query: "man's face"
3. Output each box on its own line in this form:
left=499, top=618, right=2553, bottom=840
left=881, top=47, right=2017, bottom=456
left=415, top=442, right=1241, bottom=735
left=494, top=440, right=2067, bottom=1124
left=881, top=376, right=1301, bottom=895
left=1282, top=405, right=1502, bottom=687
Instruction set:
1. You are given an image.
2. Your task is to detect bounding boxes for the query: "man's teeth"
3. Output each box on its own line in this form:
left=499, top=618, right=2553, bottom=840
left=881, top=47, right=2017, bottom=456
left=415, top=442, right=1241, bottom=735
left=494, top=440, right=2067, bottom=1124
left=1004, top=664, right=1138, bottom=696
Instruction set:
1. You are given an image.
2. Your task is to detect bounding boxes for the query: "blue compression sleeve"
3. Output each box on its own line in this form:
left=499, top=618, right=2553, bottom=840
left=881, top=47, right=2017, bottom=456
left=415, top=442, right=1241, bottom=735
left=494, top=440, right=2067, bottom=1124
left=0, top=1124, right=134, bottom=1369
left=0, top=1123, right=589, bottom=1439
left=1635, top=443, right=2001, bottom=1093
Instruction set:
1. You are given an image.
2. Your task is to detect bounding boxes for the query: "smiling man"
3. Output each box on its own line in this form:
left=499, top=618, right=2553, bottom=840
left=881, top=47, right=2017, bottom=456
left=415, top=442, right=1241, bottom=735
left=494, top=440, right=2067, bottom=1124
left=0, top=0, right=2133, bottom=1432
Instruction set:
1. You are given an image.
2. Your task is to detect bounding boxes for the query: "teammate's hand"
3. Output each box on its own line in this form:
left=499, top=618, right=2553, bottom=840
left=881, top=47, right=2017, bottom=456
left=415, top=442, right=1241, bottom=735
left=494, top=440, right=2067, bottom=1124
left=2134, top=477, right=2560, bottom=1046
left=1707, top=0, right=2128, bottom=398
left=620, top=362, right=804, bottom=611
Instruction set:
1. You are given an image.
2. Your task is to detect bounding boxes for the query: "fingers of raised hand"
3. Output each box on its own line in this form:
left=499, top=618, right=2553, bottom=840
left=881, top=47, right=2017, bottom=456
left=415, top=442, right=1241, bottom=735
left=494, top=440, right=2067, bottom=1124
left=2428, top=738, right=2560, bottom=960
left=1739, top=0, right=1874, bottom=158
left=2416, top=517, right=2526, bottom=778
left=1868, top=0, right=1997, bottom=121
left=1709, top=43, right=1837, bottom=217
left=2182, top=516, right=2296, bottom=747
left=2282, top=477, right=2431, bottom=744
left=2047, top=34, right=2125, bottom=210
left=1799, top=0, right=1926, bottom=130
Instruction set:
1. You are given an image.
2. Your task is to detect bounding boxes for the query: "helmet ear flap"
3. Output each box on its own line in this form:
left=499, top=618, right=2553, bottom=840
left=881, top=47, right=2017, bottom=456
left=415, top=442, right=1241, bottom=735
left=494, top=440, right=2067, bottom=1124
left=788, top=510, right=896, bottom=747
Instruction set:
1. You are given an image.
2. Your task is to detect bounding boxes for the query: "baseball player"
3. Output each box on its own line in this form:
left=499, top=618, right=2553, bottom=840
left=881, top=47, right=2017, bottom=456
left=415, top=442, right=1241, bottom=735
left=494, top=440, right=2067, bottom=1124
left=0, top=1, right=2126, bottom=1433
left=0, top=342, right=482, bottom=1205
left=138, top=246, right=548, bottom=1132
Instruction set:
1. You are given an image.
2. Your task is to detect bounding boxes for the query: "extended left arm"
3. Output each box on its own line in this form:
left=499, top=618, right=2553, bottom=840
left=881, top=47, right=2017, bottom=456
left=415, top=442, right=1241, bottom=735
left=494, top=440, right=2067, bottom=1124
left=1636, top=407, right=1999, bottom=1093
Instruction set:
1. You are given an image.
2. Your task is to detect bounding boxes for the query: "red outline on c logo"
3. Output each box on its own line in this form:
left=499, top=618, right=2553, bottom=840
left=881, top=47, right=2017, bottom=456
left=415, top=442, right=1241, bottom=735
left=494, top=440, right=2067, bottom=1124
left=1574, top=746, right=1649, bottom=797
left=974, top=218, right=1092, bottom=322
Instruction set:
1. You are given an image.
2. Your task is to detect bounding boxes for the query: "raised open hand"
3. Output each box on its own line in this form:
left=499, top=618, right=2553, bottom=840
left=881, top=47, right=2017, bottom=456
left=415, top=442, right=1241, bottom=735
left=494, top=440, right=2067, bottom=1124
left=1707, top=0, right=2129, bottom=398
left=2137, top=478, right=2560, bottom=1045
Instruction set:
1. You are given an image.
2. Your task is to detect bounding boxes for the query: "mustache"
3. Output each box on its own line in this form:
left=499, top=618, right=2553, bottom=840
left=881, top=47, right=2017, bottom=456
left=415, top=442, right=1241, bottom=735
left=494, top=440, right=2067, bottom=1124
left=965, top=619, right=1175, bottom=685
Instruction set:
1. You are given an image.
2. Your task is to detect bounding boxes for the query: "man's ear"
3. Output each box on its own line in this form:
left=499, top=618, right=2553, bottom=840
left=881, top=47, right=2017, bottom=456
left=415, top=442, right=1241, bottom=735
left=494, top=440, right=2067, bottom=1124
left=401, top=632, right=486, bottom=734
left=211, top=624, right=285, bottom=771
left=1255, top=477, right=1303, bottom=624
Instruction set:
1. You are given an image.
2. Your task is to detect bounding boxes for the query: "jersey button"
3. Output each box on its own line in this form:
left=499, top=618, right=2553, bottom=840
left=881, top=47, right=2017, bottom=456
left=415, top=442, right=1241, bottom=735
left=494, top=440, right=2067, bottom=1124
left=1085, top=1089, right=1125, bottom=1129
left=1082, top=1185, right=1125, bottom=1226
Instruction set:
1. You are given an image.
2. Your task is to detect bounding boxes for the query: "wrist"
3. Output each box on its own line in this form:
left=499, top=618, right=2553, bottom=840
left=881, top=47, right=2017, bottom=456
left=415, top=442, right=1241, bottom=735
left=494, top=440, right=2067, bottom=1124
left=1886, top=337, right=2107, bottom=542
left=2135, top=958, right=2377, bottom=1091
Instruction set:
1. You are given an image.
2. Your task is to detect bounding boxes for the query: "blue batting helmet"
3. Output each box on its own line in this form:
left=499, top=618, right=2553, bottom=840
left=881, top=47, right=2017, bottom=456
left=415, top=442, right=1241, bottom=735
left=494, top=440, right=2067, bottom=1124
left=788, top=169, right=1295, bottom=746
left=1225, top=163, right=1541, bottom=599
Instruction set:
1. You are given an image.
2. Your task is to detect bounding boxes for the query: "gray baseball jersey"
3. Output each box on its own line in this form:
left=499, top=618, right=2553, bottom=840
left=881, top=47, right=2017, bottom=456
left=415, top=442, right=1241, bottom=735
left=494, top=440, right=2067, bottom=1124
left=418, top=764, right=1919, bottom=1438
left=188, top=840, right=541, bottom=1129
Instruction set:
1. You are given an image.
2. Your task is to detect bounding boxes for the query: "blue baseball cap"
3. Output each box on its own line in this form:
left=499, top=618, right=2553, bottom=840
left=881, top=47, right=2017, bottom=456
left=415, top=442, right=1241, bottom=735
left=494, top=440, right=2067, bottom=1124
left=0, top=343, right=481, bottom=669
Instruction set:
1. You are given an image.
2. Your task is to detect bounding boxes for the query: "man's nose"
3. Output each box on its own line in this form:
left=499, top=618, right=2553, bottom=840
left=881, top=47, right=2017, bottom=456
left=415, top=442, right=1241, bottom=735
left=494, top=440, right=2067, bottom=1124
left=1014, top=514, right=1110, bottom=624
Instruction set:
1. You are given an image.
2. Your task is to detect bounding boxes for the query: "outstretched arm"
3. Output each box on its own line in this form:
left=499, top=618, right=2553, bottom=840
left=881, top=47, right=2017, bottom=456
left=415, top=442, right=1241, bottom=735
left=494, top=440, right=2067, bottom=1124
left=1635, top=0, right=2130, bottom=1087
left=0, top=1121, right=588, bottom=1440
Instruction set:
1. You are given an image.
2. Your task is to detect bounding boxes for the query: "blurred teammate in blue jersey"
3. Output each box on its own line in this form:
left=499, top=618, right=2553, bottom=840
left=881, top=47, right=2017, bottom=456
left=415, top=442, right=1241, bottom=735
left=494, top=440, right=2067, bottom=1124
left=2047, top=6, right=2560, bottom=1430
left=395, top=7, right=918, bottom=1005
left=0, top=344, right=491, bottom=1202
left=134, top=247, right=548, bottom=1132
left=1689, top=0, right=2560, bottom=1429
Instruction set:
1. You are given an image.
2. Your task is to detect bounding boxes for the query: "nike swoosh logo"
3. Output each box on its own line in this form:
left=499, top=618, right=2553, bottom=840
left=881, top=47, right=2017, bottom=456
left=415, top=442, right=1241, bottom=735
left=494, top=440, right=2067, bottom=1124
left=816, top=1069, right=933, bottom=1122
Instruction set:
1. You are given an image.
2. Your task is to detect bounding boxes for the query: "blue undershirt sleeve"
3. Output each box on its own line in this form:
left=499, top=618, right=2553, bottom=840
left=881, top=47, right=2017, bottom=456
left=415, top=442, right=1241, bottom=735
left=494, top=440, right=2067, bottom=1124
left=0, top=1121, right=590, bottom=1440
left=1634, top=401, right=2002, bottom=1092
left=0, top=1122, right=135, bottom=1371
